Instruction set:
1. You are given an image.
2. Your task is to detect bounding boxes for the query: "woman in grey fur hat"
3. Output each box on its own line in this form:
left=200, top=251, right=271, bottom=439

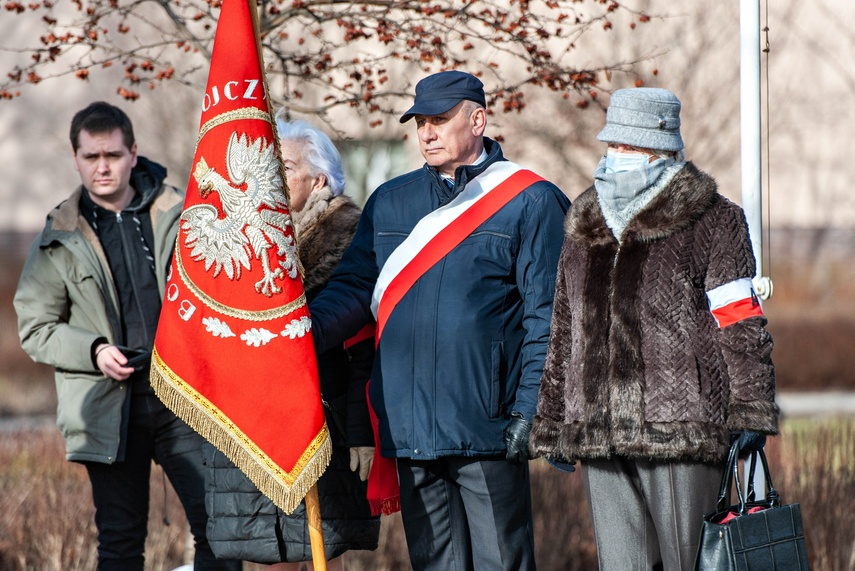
left=203, top=116, right=380, bottom=570
left=530, top=87, right=778, bottom=570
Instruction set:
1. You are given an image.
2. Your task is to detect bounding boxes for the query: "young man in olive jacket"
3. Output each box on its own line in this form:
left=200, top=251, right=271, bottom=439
left=309, top=71, right=570, bottom=570
left=14, top=102, right=240, bottom=571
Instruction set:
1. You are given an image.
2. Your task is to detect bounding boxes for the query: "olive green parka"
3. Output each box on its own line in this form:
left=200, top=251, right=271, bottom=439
left=14, top=160, right=183, bottom=463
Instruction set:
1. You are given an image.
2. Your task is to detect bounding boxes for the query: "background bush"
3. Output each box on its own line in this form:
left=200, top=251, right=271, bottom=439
left=2, top=419, right=852, bottom=570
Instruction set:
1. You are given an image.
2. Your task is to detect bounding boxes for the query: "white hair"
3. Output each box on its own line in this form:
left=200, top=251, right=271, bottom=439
left=653, top=148, right=686, bottom=162
left=274, top=110, right=346, bottom=196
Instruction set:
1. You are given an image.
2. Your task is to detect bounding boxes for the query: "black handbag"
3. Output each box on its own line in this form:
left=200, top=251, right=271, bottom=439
left=695, top=440, right=809, bottom=570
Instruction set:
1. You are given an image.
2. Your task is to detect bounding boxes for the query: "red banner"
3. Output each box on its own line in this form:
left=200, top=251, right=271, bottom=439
left=151, top=0, right=329, bottom=514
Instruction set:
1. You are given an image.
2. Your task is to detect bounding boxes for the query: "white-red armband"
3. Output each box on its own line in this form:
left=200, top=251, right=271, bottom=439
left=706, top=278, right=764, bottom=328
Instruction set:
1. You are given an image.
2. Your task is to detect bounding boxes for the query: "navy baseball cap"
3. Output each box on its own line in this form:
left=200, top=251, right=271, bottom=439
left=399, top=71, right=487, bottom=123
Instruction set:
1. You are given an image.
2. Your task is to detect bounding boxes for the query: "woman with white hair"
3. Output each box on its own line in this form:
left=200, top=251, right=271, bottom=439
left=204, top=114, right=380, bottom=571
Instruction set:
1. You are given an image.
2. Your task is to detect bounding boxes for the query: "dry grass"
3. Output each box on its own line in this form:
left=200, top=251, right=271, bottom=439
left=769, top=418, right=855, bottom=571
left=0, top=423, right=192, bottom=571
left=1, top=419, right=853, bottom=570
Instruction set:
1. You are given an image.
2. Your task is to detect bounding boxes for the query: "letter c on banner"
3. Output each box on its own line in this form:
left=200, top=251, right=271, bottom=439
left=167, top=283, right=179, bottom=302
left=178, top=300, right=196, bottom=321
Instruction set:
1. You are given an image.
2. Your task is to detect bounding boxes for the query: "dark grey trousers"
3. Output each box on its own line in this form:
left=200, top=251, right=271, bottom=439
left=397, top=456, right=537, bottom=571
left=583, top=456, right=723, bottom=571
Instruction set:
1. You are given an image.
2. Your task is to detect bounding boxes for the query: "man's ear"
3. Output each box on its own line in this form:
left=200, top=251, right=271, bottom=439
left=471, top=107, right=487, bottom=137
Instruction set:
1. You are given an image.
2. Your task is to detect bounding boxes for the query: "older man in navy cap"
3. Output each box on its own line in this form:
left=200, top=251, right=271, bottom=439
left=309, top=70, right=570, bottom=570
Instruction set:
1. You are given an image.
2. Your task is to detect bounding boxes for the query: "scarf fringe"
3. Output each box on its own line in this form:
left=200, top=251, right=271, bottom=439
left=150, top=351, right=331, bottom=515
left=369, top=496, right=401, bottom=517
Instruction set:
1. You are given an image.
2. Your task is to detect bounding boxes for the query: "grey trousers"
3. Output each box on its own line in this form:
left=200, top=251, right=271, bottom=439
left=397, top=456, right=537, bottom=571
left=583, top=456, right=723, bottom=571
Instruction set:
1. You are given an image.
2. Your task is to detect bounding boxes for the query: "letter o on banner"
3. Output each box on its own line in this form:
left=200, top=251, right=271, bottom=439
left=167, top=283, right=180, bottom=302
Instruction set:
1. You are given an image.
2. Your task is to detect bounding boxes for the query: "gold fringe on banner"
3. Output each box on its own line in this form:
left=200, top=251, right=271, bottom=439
left=149, top=347, right=331, bottom=514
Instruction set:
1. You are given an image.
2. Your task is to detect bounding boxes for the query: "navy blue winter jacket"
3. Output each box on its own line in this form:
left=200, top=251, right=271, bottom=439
left=310, top=138, right=570, bottom=460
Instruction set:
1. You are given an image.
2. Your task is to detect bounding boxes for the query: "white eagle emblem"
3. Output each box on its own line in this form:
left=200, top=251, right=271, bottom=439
left=182, top=132, right=298, bottom=297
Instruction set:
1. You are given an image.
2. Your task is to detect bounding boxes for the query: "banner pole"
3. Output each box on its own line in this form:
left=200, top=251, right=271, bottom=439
left=305, top=483, right=328, bottom=570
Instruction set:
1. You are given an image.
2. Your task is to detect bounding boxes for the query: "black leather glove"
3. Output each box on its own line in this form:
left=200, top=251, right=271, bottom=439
left=732, top=430, right=766, bottom=454
left=504, top=412, right=532, bottom=463
left=546, top=457, right=576, bottom=473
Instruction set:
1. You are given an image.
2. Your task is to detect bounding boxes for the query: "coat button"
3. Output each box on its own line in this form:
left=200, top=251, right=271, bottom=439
left=414, top=448, right=421, bottom=455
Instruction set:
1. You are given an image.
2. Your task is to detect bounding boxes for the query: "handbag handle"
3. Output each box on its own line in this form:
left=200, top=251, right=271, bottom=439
left=715, top=440, right=781, bottom=514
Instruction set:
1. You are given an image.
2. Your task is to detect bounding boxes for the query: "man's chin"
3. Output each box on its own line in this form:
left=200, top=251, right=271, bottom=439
left=424, top=156, right=447, bottom=169
left=90, top=185, right=117, bottom=195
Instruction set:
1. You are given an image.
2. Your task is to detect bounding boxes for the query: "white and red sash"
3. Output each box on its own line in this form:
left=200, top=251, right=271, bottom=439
left=371, top=161, right=544, bottom=337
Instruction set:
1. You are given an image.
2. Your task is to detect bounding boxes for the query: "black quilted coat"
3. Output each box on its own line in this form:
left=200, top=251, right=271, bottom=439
left=530, top=163, right=778, bottom=465
left=204, top=190, right=380, bottom=563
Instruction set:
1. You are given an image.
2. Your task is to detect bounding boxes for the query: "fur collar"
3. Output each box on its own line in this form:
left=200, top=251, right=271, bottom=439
left=291, top=187, right=334, bottom=235
left=292, top=189, right=361, bottom=298
left=566, top=162, right=719, bottom=247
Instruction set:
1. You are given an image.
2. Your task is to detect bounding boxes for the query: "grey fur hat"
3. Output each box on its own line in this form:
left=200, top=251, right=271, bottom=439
left=596, top=87, right=684, bottom=152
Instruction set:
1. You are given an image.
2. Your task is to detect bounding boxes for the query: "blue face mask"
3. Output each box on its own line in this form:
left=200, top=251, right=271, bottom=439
left=604, top=149, right=652, bottom=174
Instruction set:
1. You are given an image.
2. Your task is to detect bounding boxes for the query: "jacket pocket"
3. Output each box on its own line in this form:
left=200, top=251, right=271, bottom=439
left=374, top=227, right=410, bottom=265
left=489, top=341, right=505, bottom=418
left=56, top=372, right=123, bottom=459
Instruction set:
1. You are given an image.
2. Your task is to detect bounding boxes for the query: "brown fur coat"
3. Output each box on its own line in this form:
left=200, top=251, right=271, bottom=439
left=530, top=163, right=778, bottom=464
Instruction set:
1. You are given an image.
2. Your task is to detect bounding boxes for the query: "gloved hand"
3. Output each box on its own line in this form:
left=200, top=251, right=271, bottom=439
left=732, top=430, right=766, bottom=455
left=504, top=412, right=532, bottom=463
left=349, top=446, right=375, bottom=481
left=546, top=457, right=576, bottom=473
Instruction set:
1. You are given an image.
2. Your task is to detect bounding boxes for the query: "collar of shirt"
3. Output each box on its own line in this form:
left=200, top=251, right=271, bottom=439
left=441, top=148, right=489, bottom=188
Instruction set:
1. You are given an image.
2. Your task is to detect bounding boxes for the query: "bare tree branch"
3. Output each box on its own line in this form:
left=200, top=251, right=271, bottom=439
left=0, top=0, right=661, bottom=120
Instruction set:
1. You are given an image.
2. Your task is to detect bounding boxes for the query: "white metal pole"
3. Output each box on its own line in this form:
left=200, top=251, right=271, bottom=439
left=740, top=0, right=767, bottom=500
left=740, top=0, right=762, bottom=286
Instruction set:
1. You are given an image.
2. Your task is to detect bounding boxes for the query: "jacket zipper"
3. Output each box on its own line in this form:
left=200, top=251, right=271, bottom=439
left=117, top=211, right=151, bottom=345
